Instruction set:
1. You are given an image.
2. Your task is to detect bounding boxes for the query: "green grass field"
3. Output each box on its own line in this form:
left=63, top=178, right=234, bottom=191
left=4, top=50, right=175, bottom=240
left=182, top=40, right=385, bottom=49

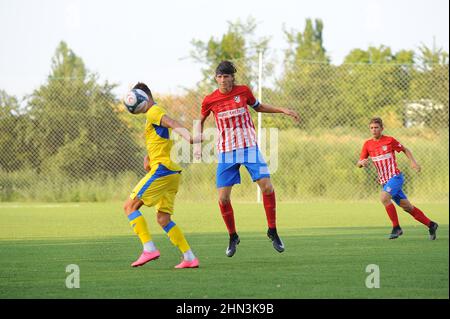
left=0, top=201, right=448, bottom=299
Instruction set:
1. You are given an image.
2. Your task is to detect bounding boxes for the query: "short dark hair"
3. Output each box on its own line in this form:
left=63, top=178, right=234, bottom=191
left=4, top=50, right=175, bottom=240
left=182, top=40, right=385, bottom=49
left=369, top=117, right=383, bottom=127
left=133, top=82, right=153, bottom=99
left=215, top=61, right=237, bottom=75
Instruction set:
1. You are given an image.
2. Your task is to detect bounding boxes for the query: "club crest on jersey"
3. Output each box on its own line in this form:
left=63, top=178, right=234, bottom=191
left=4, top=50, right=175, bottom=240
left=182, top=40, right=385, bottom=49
left=386, top=186, right=392, bottom=193
left=382, top=146, right=388, bottom=151
left=234, top=96, right=241, bottom=103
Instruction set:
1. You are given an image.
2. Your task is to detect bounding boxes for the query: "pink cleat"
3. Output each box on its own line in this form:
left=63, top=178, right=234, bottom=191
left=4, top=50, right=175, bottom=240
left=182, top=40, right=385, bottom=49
left=131, top=250, right=160, bottom=267
left=175, top=258, right=200, bottom=269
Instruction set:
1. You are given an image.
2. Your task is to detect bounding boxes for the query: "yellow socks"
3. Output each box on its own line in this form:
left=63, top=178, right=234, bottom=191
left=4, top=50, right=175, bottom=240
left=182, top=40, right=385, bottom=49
left=128, top=212, right=193, bottom=259
left=163, top=221, right=190, bottom=253
left=128, top=210, right=152, bottom=244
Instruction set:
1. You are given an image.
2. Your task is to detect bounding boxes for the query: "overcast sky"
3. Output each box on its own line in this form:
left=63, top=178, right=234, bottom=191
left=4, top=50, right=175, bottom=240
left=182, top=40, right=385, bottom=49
left=0, top=0, right=448, bottom=98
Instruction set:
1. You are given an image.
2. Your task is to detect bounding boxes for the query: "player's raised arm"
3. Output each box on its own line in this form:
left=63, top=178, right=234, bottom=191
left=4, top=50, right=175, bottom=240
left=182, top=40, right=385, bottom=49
left=160, top=114, right=194, bottom=144
left=254, top=103, right=300, bottom=122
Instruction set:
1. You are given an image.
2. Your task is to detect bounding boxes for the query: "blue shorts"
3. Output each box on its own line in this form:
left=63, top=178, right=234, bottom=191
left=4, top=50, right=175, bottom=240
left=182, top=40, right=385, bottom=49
left=216, top=146, right=270, bottom=188
left=382, top=173, right=408, bottom=205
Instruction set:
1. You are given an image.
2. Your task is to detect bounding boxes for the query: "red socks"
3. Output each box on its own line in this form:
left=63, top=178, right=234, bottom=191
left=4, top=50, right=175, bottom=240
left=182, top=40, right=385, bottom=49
left=219, top=191, right=277, bottom=234
left=410, top=207, right=431, bottom=227
left=262, top=191, right=277, bottom=229
left=385, top=204, right=400, bottom=227
left=385, top=203, right=432, bottom=227
left=219, top=201, right=236, bottom=235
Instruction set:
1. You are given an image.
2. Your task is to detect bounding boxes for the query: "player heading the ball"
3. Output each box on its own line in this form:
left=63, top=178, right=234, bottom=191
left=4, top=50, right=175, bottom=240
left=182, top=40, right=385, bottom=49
left=123, top=82, right=200, bottom=269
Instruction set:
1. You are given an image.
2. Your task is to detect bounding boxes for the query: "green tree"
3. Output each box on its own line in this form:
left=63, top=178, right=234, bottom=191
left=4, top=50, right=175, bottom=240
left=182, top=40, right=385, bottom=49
left=190, top=17, right=271, bottom=93
left=270, top=18, right=335, bottom=129
left=343, top=49, right=370, bottom=64
left=417, top=43, right=449, bottom=71
left=408, top=44, right=449, bottom=128
left=284, top=18, right=329, bottom=64
left=337, top=46, right=415, bottom=127
left=0, top=90, right=35, bottom=171
left=26, top=41, right=142, bottom=178
left=345, top=46, right=414, bottom=64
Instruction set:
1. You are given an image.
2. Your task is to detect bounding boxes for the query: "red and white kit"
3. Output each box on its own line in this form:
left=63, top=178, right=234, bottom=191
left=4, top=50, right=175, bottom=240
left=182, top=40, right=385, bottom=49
left=201, top=85, right=261, bottom=153
left=359, top=135, right=405, bottom=184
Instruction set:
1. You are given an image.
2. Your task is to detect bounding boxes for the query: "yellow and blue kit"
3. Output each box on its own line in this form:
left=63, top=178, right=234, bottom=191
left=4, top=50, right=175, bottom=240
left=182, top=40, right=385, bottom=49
left=127, top=103, right=195, bottom=261
left=130, top=104, right=182, bottom=214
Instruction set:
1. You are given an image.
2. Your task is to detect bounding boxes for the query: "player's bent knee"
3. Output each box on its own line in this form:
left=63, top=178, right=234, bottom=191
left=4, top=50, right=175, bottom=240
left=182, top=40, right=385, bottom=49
left=380, top=194, right=391, bottom=206
left=123, top=198, right=141, bottom=215
left=403, top=205, right=413, bottom=213
left=262, top=185, right=274, bottom=194
left=156, top=212, right=171, bottom=227
left=219, top=198, right=231, bottom=206
left=123, top=200, right=132, bottom=215
left=257, top=179, right=273, bottom=194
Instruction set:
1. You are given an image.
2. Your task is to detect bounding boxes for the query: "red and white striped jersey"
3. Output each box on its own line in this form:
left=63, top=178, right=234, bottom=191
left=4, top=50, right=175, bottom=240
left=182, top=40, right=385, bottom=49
left=201, top=85, right=261, bottom=153
left=360, top=135, right=405, bottom=184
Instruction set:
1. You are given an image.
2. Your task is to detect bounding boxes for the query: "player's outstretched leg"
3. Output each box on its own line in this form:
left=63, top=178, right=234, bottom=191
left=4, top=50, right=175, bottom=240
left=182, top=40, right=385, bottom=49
left=131, top=249, right=161, bottom=267
left=428, top=221, right=439, bottom=240
left=124, top=203, right=161, bottom=267
left=226, top=232, right=240, bottom=257
left=158, top=212, right=199, bottom=269
left=389, top=226, right=403, bottom=240
left=384, top=204, right=402, bottom=239
left=409, top=206, right=438, bottom=240
left=259, top=180, right=285, bottom=252
left=218, top=188, right=240, bottom=257
left=399, top=199, right=438, bottom=240
left=267, top=228, right=285, bottom=252
left=380, top=192, right=403, bottom=239
left=128, top=212, right=161, bottom=267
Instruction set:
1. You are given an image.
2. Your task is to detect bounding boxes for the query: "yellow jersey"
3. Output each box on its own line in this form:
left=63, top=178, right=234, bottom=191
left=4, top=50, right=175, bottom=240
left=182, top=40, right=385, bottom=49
left=144, top=104, right=182, bottom=172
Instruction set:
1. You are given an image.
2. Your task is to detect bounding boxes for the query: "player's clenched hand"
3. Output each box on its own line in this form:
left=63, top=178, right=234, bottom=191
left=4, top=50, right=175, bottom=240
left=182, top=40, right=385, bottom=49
left=193, top=140, right=203, bottom=160
left=411, top=162, right=421, bottom=172
left=358, top=159, right=369, bottom=167
left=283, top=108, right=300, bottom=122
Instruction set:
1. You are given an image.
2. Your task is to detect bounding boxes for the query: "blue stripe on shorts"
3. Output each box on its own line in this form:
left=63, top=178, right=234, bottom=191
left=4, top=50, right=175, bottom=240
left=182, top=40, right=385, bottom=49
left=137, top=164, right=180, bottom=199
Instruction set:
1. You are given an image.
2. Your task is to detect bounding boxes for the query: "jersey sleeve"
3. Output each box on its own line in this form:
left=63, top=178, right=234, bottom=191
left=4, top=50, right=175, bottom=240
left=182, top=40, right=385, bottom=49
left=391, top=137, right=405, bottom=152
left=146, top=105, right=166, bottom=126
left=359, top=142, right=369, bottom=160
left=245, top=86, right=260, bottom=108
left=201, top=97, right=211, bottom=117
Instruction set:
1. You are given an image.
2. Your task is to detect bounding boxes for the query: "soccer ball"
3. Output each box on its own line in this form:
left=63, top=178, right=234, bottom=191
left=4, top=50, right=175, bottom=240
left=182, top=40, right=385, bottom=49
left=123, top=89, right=149, bottom=114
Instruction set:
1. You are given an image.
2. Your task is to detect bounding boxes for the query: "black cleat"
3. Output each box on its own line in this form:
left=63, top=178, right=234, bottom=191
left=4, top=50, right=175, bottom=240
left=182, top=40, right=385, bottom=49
left=429, top=222, right=439, bottom=240
left=267, top=228, right=285, bottom=253
left=226, top=233, right=240, bottom=257
left=389, top=226, right=403, bottom=239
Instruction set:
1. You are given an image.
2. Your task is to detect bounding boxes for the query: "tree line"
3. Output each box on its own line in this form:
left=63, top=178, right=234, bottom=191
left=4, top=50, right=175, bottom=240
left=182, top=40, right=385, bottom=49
left=0, top=18, right=448, bottom=183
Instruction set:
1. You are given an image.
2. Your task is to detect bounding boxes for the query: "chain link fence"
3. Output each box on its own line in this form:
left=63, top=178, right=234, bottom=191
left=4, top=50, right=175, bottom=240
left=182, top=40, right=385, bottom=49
left=0, top=59, right=448, bottom=202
